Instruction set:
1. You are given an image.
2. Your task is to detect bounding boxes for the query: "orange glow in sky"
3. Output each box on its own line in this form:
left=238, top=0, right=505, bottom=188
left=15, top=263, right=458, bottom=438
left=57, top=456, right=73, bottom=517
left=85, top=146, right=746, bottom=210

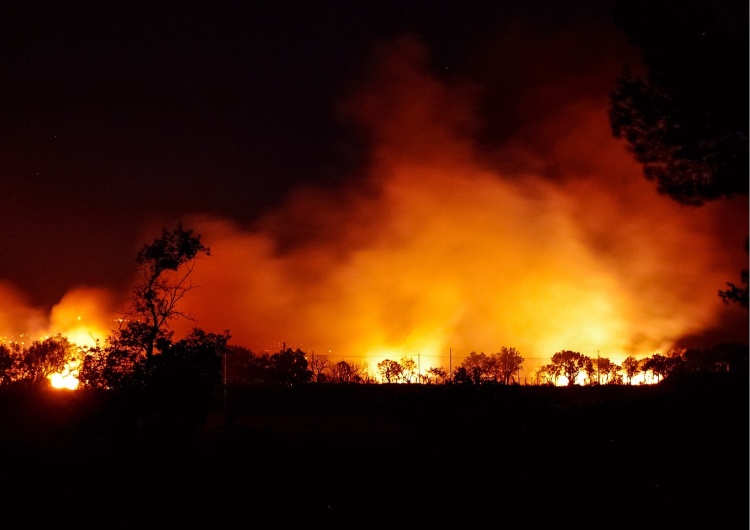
left=167, top=38, right=746, bottom=377
left=1, top=37, right=747, bottom=382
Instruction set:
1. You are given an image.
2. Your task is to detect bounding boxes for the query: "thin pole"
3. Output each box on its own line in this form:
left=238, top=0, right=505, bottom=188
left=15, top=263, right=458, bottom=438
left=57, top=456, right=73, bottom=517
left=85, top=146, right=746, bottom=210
left=449, top=348, right=452, bottom=382
left=223, top=350, right=228, bottom=425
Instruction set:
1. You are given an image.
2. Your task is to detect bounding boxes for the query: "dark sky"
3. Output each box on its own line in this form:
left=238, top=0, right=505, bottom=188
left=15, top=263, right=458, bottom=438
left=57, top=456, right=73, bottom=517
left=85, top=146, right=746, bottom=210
left=1, top=0, right=747, bottom=361
left=1, top=0, right=623, bottom=308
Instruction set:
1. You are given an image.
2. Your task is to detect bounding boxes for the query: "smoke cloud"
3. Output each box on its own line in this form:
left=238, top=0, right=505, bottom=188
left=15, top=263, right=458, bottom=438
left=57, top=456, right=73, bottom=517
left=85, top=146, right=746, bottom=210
left=2, top=33, right=746, bottom=379
left=172, top=36, right=747, bottom=376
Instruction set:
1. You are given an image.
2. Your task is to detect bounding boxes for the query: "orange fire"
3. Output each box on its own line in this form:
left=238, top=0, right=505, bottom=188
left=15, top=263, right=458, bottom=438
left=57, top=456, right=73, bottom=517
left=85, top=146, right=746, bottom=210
left=49, top=360, right=81, bottom=390
left=167, top=39, right=746, bottom=378
left=2, top=36, right=747, bottom=385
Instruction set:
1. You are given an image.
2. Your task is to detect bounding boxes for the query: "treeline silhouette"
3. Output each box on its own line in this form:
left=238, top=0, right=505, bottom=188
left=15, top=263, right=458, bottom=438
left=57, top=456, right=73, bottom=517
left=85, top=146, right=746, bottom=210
left=0, top=342, right=746, bottom=529
left=0, top=224, right=745, bottom=528
left=2, top=333, right=747, bottom=390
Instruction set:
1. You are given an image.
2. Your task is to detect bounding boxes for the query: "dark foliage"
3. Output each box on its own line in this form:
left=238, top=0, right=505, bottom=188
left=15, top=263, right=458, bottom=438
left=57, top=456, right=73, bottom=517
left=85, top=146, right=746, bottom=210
left=129, top=222, right=211, bottom=358
left=609, top=0, right=748, bottom=205
left=224, top=346, right=313, bottom=387
left=718, top=236, right=749, bottom=309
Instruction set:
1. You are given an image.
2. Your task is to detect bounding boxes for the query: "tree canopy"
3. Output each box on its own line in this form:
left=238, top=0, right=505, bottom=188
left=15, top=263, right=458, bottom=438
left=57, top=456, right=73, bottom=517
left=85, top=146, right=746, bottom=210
left=609, top=0, right=748, bottom=205
left=127, top=222, right=211, bottom=358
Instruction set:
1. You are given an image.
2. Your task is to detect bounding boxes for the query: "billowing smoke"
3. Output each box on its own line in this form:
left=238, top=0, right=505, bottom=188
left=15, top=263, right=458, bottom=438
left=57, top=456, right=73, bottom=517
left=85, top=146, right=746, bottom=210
left=47, top=287, right=120, bottom=348
left=0, top=281, right=48, bottom=343
left=1, top=283, right=118, bottom=348
left=170, top=36, right=747, bottom=376
left=2, top=32, right=746, bottom=379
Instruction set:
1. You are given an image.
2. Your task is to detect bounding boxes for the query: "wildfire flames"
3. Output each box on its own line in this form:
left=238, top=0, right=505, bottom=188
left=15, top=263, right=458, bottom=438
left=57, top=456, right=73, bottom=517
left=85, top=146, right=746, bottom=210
left=1, top=36, right=747, bottom=386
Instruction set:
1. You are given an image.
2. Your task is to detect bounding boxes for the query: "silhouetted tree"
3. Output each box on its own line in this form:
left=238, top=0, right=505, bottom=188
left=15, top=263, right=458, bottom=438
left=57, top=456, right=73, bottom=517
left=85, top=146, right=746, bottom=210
left=642, top=353, right=671, bottom=382
left=0, top=343, right=21, bottom=385
left=608, top=364, right=624, bottom=385
left=239, top=351, right=273, bottom=385
left=329, top=360, right=353, bottom=383
left=143, top=328, right=229, bottom=434
left=400, top=356, right=418, bottom=383
left=609, top=0, right=748, bottom=205
left=329, top=360, right=367, bottom=383
left=711, top=343, right=748, bottom=374
left=584, top=357, right=596, bottom=385
left=78, top=223, right=228, bottom=437
left=609, top=0, right=748, bottom=307
left=309, top=354, right=331, bottom=382
left=17, top=335, right=77, bottom=386
left=550, top=350, right=588, bottom=386
left=377, top=359, right=403, bottom=383
left=125, top=223, right=211, bottom=359
left=460, top=351, right=490, bottom=384
left=494, top=347, right=524, bottom=385
left=427, top=366, right=447, bottom=384
left=78, top=339, right=141, bottom=390
left=223, top=345, right=257, bottom=385
left=594, top=356, right=617, bottom=385
left=718, top=236, right=749, bottom=309
left=451, top=366, right=473, bottom=385
left=265, top=348, right=313, bottom=386
left=677, top=342, right=748, bottom=375
left=719, top=269, right=749, bottom=309
left=621, top=356, right=640, bottom=385
left=665, top=348, right=687, bottom=374
left=535, top=363, right=560, bottom=386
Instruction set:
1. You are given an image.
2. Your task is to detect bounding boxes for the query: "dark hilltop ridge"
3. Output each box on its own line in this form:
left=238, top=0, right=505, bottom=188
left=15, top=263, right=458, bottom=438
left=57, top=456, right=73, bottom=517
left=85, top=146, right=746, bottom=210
left=0, top=373, right=746, bottom=529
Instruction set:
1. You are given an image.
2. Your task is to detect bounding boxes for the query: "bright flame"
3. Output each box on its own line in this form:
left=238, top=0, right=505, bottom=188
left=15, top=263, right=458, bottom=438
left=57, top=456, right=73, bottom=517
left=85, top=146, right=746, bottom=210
left=1, top=34, right=747, bottom=383
left=49, top=360, right=80, bottom=390
left=48, top=289, right=115, bottom=348
left=0, top=287, right=118, bottom=389
left=158, top=37, right=747, bottom=378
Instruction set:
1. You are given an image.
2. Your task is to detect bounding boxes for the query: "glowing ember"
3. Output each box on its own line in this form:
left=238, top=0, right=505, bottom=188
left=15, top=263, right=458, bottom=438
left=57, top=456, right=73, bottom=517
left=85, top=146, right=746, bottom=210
left=49, top=361, right=80, bottom=390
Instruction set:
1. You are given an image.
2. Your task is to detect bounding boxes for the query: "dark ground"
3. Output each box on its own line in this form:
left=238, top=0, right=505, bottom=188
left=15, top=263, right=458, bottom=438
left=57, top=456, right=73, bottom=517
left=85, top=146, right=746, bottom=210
left=0, top=375, right=747, bottom=529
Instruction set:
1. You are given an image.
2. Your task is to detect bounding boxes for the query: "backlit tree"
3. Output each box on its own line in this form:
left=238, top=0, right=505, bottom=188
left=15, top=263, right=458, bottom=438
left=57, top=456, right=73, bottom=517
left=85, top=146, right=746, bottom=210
left=621, top=356, right=640, bottom=385
left=609, top=0, right=748, bottom=309
left=377, top=359, right=403, bottom=383
left=609, top=0, right=748, bottom=205
left=400, top=356, right=418, bottom=383
left=18, top=335, right=77, bottom=386
left=125, top=222, right=211, bottom=359
left=0, top=343, right=22, bottom=385
left=309, top=354, right=331, bottom=382
left=550, top=350, right=588, bottom=386
left=494, top=346, right=524, bottom=385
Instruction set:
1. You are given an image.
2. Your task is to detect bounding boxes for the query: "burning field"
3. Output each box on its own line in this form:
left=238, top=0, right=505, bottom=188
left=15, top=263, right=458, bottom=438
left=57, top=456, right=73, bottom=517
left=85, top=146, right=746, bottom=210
left=1, top=26, right=747, bottom=382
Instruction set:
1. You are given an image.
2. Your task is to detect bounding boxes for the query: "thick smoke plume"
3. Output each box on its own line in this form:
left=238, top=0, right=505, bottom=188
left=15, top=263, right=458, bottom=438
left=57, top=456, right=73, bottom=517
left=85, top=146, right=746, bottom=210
left=173, top=36, right=747, bottom=375
left=2, top=33, right=746, bottom=379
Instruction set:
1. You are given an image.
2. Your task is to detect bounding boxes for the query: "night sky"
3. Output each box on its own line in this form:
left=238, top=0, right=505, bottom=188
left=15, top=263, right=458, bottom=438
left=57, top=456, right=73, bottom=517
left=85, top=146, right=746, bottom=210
left=1, top=0, right=525, bottom=305
left=1, top=1, right=747, bottom=370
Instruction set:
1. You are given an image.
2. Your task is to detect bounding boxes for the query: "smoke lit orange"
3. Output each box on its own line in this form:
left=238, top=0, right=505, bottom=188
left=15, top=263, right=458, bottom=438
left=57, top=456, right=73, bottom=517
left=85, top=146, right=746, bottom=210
left=2, top=36, right=747, bottom=383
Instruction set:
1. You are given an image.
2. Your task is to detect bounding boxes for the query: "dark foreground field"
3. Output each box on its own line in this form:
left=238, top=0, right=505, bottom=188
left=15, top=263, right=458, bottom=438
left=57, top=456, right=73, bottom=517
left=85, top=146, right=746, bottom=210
left=0, top=375, right=747, bottom=529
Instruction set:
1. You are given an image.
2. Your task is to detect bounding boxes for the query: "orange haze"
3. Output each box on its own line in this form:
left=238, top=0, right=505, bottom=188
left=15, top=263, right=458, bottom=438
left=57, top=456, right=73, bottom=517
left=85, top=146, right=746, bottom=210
left=173, top=37, right=747, bottom=377
left=2, top=36, right=747, bottom=380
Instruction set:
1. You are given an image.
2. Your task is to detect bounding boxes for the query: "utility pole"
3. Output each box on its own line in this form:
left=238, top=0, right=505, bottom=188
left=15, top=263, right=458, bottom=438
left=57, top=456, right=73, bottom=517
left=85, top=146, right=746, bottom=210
left=597, top=350, right=600, bottom=385
left=223, top=349, right=229, bottom=425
